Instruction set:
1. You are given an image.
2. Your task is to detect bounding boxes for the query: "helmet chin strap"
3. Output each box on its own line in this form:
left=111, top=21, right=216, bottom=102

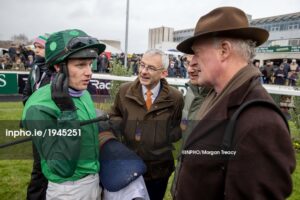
left=59, top=61, right=85, bottom=95
left=59, top=61, right=69, bottom=76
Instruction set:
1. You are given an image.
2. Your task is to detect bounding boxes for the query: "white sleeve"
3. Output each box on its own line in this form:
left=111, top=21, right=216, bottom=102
left=103, top=176, right=150, bottom=200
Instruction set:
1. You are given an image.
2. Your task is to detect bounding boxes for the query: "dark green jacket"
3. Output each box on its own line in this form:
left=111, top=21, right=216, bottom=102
left=22, top=84, right=99, bottom=183
left=181, top=83, right=210, bottom=144
left=172, top=83, right=209, bottom=195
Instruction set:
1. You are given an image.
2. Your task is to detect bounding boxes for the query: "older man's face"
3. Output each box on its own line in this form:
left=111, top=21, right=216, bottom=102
left=191, top=39, right=222, bottom=87
left=138, top=53, right=167, bottom=90
left=185, top=55, right=199, bottom=85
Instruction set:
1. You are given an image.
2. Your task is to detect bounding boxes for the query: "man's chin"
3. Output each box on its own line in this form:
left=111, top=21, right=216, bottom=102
left=139, top=78, right=149, bottom=85
left=74, top=86, right=87, bottom=91
left=190, top=80, right=199, bottom=85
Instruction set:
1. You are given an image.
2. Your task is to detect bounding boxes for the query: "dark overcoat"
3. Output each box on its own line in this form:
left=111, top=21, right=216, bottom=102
left=173, top=78, right=296, bottom=200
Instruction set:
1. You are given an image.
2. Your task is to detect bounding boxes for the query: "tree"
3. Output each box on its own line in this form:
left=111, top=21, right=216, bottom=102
left=109, top=59, right=132, bottom=103
left=10, top=34, right=29, bottom=44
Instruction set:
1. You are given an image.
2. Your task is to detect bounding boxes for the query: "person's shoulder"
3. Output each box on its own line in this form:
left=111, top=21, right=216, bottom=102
left=24, top=84, right=53, bottom=112
left=82, top=89, right=92, bottom=97
left=168, top=84, right=182, bottom=95
left=167, top=85, right=183, bottom=103
left=119, top=80, right=135, bottom=92
left=248, top=82, right=270, bottom=99
left=27, top=84, right=51, bottom=103
left=81, top=90, right=94, bottom=103
left=237, top=96, right=287, bottom=130
left=121, top=81, right=133, bottom=88
left=22, top=85, right=58, bottom=121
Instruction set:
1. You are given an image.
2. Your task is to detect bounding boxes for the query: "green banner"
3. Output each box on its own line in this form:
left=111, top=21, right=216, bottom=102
left=0, top=73, right=18, bottom=94
left=256, top=46, right=300, bottom=53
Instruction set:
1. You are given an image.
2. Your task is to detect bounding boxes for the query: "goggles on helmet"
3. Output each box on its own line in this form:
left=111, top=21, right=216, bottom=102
left=66, top=37, right=99, bottom=52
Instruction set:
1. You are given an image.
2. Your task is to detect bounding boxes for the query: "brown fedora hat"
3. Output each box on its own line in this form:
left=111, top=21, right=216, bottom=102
left=177, top=7, right=269, bottom=54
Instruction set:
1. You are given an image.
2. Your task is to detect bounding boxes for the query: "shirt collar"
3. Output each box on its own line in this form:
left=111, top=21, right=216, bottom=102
left=142, top=81, right=161, bottom=101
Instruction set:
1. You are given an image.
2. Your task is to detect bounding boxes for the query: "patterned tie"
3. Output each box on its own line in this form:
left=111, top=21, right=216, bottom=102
left=146, top=89, right=152, bottom=110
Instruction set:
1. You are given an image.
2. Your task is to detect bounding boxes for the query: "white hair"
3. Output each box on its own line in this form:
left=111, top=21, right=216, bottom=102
left=144, top=49, right=169, bottom=70
left=213, top=38, right=256, bottom=62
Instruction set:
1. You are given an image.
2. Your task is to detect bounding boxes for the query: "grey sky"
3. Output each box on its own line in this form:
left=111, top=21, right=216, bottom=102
left=0, top=0, right=299, bottom=53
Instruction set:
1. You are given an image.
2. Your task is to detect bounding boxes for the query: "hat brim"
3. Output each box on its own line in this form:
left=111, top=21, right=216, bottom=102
left=177, top=27, right=269, bottom=54
left=69, top=48, right=98, bottom=59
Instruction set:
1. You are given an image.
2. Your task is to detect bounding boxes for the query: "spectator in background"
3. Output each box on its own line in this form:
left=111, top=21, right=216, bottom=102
left=282, top=59, right=290, bottom=85
left=11, top=56, right=25, bottom=70
left=25, top=55, right=34, bottom=70
left=274, top=64, right=286, bottom=85
left=290, top=59, right=298, bottom=72
left=253, top=60, right=264, bottom=84
left=173, top=57, right=180, bottom=77
left=23, top=34, right=51, bottom=200
left=131, top=55, right=140, bottom=75
left=171, top=54, right=210, bottom=196
left=288, top=59, right=298, bottom=86
left=26, top=46, right=35, bottom=58
left=8, top=43, right=17, bottom=62
left=282, top=58, right=290, bottom=76
left=97, top=52, right=109, bottom=73
left=119, top=52, right=125, bottom=65
left=16, top=45, right=27, bottom=64
left=23, top=34, right=50, bottom=104
left=3, top=54, right=12, bottom=69
left=288, top=72, right=298, bottom=86
left=271, top=61, right=279, bottom=73
left=0, top=56, right=5, bottom=69
left=19, top=44, right=29, bottom=61
left=0, top=56, right=12, bottom=70
left=179, top=56, right=187, bottom=78
left=168, top=60, right=177, bottom=77
left=126, top=57, right=132, bottom=71
left=262, top=60, right=274, bottom=84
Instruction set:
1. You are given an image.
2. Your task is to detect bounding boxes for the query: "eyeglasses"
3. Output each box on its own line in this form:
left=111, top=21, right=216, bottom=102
left=139, top=63, right=164, bottom=72
left=67, top=37, right=99, bottom=51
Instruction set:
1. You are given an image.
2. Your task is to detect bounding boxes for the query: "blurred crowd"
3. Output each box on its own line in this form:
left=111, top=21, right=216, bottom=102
left=95, top=53, right=188, bottom=78
left=1, top=43, right=299, bottom=86
left=255, top=58, right=299, bottom=86
left=0, top=43, right=35, bottom=71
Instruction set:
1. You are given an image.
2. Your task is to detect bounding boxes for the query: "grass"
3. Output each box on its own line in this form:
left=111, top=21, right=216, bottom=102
left=288, top=153, right=300, bottom=200
left=0, top=102, right=32, bottom=199
left=0, top=102, right=299, bottom=199
left=0, top=160, right=32, bottom=199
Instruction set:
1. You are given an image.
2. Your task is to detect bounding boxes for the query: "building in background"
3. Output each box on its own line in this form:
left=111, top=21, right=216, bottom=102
left=100, top=40, right=121, bottom=50
left=99, top=40, right=122, bottom=54
left=148, top=26, right=174, bottom=49
left=251, top=11, right=300, bottom=47
left=173, top=28, right=194, bottom=43
left=149, top=11, right=300, bottom=61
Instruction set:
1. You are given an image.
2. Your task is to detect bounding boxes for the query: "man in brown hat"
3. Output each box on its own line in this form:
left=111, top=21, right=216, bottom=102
left=172, top=7, right=295, bottom=200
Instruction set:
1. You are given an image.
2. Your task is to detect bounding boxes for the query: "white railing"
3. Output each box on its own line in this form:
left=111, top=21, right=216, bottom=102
left=1, top=70, right=300, bottom=96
